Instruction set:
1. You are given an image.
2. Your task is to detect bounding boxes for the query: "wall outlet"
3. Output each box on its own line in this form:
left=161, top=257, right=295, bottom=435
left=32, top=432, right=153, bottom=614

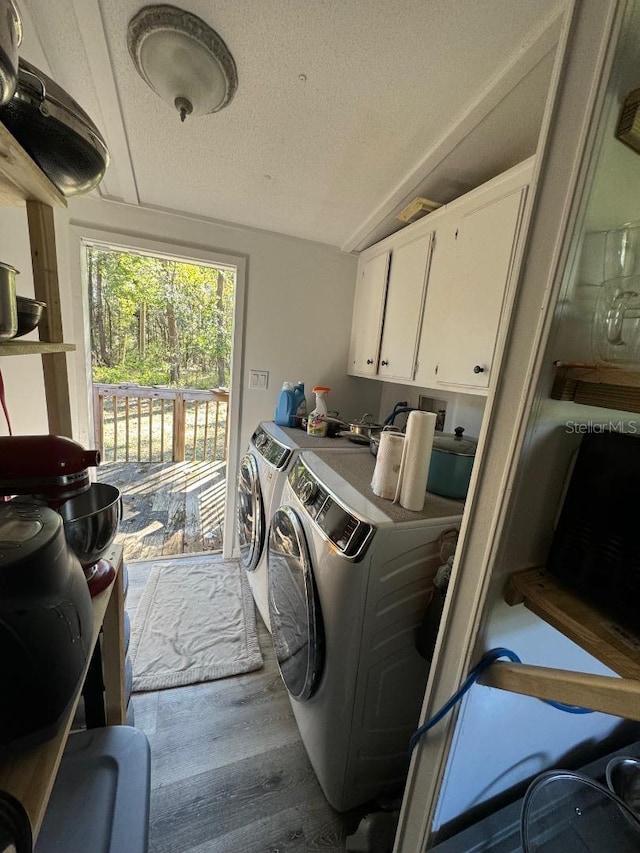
left=418, top=395, right=447, bottom=431
left=248, top=369, right=269, bottom=390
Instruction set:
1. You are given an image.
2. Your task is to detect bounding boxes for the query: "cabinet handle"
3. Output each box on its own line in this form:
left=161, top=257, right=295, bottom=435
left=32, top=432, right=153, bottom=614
left=473, top=365, right=485, bottom=374
left=366, top=359, right=373, bottom=365
left=381, top=360, right=389, bottom=367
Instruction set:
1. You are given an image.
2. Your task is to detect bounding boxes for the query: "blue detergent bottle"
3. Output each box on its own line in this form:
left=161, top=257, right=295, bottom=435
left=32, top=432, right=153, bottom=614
left=275, top=381, right=295, bottom=426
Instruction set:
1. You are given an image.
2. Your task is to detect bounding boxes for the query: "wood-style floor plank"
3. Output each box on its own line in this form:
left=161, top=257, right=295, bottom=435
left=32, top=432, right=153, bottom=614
left=121, top=509, right=384, bottom=853
left=127, top=569, right=367, bottom=853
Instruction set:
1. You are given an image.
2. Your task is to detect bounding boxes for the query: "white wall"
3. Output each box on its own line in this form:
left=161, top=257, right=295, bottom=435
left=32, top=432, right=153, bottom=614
left=0, top=206, right=51, bottom=435
left=0, top=197, right=382, bottom=459
left=378, top=381, right=485, bottom=437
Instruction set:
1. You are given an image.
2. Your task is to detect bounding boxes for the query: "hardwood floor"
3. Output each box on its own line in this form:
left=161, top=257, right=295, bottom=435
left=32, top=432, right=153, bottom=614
left=98, top=460, right=226, bottom=560
left=126, top=559, right=370, bottom=853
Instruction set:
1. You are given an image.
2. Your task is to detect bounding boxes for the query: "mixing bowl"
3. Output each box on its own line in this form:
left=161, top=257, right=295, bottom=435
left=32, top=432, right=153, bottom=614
left=15, top=295, right=45, bottom=337
left=59, top=482, right=122, bottom=568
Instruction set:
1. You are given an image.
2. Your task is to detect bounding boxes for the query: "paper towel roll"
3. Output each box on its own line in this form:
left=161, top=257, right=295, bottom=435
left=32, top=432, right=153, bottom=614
left=396, top=411, right=437, bottom=511
left=371, top=431, right=405, bottom=500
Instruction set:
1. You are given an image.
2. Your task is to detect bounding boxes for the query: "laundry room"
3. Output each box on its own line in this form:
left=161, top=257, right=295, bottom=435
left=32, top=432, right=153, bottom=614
left=3, top=2, right=640, bottom=853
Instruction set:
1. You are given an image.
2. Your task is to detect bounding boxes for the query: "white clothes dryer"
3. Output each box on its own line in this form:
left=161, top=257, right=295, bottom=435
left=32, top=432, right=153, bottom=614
left=236, top=422, right=365, bottom=631
left=267, top=448, right=463, bottom=811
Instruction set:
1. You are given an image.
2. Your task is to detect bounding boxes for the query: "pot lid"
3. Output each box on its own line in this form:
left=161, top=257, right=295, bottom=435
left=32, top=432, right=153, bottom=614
left=432, top=426, right=477, bottom=457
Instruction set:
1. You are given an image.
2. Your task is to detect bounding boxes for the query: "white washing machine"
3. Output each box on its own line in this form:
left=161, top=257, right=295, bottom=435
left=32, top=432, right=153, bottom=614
left=267, top=448, right=463, bottom=811
left=236, top=422, right=365, bottom=630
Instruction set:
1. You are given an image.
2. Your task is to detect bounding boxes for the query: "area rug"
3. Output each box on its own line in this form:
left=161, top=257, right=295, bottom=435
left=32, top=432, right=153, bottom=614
left=128, top=555, right=263, bottom=691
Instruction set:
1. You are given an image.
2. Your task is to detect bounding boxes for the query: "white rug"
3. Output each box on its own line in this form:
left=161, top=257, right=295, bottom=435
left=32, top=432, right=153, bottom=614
left=129, top=555, right=263, bottom=691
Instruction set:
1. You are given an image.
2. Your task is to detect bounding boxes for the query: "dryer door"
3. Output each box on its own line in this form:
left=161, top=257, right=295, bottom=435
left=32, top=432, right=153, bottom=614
left=236, top=453, right=265, bottom=572
left=268, top=506, right=324, bottom=701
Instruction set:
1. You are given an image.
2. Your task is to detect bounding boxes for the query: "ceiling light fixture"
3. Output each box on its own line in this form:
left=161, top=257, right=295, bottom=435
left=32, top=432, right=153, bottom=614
left=127, top=4, right=238, bottom=123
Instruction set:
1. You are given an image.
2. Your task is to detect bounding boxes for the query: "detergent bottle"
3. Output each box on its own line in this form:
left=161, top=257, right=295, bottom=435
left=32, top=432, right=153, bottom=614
left=307, top=386, right=330, bottom=436
left=275, top=381, right=295, bottom=426
left=291, top=381, right=307, bottom=426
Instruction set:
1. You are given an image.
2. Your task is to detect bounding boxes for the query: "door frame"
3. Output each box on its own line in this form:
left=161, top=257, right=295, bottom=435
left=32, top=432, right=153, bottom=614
left=68, top=223, right=247, bottom=559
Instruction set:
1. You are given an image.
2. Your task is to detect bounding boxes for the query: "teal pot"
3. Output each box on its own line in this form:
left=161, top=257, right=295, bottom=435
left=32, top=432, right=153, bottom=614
left=427, top=427, right=477, bottom=500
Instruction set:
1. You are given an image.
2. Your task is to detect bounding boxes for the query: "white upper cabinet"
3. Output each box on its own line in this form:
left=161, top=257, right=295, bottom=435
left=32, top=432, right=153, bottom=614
left=415, top=161, right=532, bottom=392
left=349, top=158, right=533, bottom=392
left=348, top=248, right=390, bottom=376
left=378, top=231, right=434, bottom=381
left=348, top=230, right=434, bottom=381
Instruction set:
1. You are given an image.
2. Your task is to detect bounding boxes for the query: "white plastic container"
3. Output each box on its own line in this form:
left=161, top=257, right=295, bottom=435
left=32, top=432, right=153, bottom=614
left=307, top=386, right=330, bottom=437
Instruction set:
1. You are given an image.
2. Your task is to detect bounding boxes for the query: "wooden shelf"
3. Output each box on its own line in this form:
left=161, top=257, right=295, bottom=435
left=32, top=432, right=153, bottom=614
left=551, top=361, right=640, bottom=413
left=504, top=567, right=640, bottom=679
left=474, top=567, right=640, bottom=720
left=0, top=545, right=124, bottom=839
left=0, top=123, right=66, bottom=208
left=0, top=341, right=75, bottom=356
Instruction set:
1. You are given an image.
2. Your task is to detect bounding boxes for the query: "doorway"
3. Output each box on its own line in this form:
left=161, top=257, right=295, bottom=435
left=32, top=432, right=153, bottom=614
left=72, top=229, right=246, bottom=561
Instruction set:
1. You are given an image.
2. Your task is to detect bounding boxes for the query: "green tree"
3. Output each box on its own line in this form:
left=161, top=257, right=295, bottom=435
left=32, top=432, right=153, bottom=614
left=87, top=247, right=234, bottom=389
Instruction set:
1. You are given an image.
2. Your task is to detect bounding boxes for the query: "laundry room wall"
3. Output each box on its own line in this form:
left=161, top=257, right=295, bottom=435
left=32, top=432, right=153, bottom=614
left=0, top=206, right=53, bottom=436
left=378, top=381, right=486, bottom=437
left=0, top=199, right=382, bottom=457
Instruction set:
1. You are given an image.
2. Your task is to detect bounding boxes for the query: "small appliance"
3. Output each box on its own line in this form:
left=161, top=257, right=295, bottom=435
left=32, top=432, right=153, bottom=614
left=0, top=434, right=121, bottom=596
left=0, top=502, right=93, bottom=754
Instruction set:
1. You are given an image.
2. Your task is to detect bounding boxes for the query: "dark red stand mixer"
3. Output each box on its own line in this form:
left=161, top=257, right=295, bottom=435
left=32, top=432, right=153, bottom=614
left=0, top=434, right=122, bottom=596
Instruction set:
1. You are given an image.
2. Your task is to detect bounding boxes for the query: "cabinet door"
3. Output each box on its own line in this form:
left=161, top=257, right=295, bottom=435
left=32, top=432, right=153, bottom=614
left=348, top=249, right=390, bottom=376
left=378, top=231, right=434, bottom=381
left=436, top=186, right=527, bottom=389
left=414, top=213, right=458, bottom=387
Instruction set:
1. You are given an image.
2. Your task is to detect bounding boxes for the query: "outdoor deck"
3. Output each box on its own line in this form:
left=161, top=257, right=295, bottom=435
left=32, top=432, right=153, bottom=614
left=98, top=460, right=226, bottom=561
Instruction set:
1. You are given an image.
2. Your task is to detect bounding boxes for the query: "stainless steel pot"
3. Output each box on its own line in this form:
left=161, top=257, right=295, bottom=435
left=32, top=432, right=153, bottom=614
left=369, top=426, right=404, bottom=456
left=426, top=427, right=477, bottom=500
left=0, top=0, right=22, bottom=107
left=349, top=413, right=384, bottom=440
left=0, top=262, right=18, bottom=340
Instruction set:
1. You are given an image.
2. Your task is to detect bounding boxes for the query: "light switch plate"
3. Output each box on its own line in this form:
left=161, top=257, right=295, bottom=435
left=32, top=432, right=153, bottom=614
left=249, top=369, right=269, bottom=390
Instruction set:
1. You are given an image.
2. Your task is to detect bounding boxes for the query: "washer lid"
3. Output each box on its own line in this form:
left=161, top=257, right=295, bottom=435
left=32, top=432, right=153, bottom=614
left=268, top=506, right=324, bottom=701
left=236, top=453, right=265, bottom=572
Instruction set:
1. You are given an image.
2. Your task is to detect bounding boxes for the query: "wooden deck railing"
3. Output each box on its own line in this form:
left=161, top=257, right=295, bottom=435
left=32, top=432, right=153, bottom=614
left=93, top=383, right=229, bottom=463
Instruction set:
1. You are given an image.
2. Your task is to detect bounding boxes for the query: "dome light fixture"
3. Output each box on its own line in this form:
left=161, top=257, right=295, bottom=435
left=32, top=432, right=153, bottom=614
left=127, top=4, right=238, bottom=122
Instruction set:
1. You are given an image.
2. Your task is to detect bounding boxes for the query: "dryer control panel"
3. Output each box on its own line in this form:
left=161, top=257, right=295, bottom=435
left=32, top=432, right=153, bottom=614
left=252, top=425, right=292, bottom=470
left=289, top=459, right=374, bottom=560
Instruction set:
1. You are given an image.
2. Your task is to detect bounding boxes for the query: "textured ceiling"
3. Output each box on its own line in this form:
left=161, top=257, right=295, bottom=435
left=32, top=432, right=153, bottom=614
left=20, top=0, right=563, bottom=248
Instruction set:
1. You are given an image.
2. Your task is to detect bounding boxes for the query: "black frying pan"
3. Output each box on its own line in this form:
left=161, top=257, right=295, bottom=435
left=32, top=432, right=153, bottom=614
left=0, top=59, right=109, bottom=196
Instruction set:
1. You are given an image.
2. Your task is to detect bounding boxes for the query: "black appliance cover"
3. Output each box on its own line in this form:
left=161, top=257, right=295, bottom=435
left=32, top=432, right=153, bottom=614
left=547, top=430, right=640, bottom=630
left=0, top=502, right=93, bottom=754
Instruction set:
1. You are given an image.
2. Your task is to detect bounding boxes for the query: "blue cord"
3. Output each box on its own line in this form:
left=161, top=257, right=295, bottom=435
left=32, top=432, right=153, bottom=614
left=409, top=647, right=593, bottom=754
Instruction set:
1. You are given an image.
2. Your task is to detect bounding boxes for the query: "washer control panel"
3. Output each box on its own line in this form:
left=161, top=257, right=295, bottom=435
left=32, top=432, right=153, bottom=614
left=288, top=459, right=374, bottom=560
left=252, top=425, right=292, bottom=470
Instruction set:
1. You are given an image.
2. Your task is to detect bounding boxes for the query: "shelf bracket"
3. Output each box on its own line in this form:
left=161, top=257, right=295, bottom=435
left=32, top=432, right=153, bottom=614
left=478, top=660, right=640, bottom=720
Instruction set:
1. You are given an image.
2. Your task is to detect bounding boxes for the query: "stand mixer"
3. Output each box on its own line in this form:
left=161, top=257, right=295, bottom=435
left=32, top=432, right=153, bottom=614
left=0, top=434, right=122, bottom=596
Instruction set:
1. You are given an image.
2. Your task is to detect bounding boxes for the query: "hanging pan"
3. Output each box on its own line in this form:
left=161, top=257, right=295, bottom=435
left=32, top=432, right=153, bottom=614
left=0, top=58, right=109, bottom=196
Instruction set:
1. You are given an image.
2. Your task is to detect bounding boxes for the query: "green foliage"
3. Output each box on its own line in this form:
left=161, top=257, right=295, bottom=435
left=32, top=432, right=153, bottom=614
left=87, top=246, right=234, bottom=389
